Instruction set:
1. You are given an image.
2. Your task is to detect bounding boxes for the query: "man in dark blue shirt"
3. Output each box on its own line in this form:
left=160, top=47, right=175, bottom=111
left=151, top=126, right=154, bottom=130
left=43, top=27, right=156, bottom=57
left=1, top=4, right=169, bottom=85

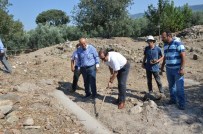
left=142, top=36, right=164, bottom=93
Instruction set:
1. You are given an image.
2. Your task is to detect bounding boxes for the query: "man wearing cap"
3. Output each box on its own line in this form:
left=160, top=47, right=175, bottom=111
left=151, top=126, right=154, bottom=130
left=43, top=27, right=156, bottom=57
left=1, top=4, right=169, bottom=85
left=161, top=31, right=186, bottom=110
left=142, top=35, right=164, bottom=94
left=77, top=38, right=100, bottom=99
left=0, top=38, right=12, bottom=73
left=99, top=49, right=130, bottom=109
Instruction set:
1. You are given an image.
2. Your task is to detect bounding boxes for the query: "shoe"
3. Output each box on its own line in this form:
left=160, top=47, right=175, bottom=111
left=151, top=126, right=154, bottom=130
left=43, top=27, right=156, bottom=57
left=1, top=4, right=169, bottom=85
left=69, top=89, right=76, bottom=93
left=149, top=90, right=153, bottom=94
left=113, top=99, right=119, bottom=104
left=178, top=105, right=185, bottom=110
left=82, top=94, right=91, bottom=99
left=167, top=100, right=176, bottom=105
left=118, top=102, right=125, bottom=109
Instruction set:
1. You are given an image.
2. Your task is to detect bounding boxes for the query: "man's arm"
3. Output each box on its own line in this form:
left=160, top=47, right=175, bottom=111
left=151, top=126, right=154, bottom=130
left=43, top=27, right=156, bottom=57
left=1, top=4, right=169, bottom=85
left=179, top=52, right=186, bottom=75
left=161, top=56, right=165, bottom=72
left=71, top=60, right=75, bottom=72
left=142, top=55, right=146, bottom=69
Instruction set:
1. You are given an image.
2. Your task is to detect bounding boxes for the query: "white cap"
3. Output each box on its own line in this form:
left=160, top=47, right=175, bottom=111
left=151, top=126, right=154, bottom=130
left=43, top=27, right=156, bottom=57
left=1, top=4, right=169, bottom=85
left=146, top=35, right=156, bottom=42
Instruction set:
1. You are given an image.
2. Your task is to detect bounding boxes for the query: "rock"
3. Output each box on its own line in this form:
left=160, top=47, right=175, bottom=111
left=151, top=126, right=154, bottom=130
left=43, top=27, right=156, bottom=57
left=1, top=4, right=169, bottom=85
left=143, top=92, right=162, bottom=101
left=0, top=89, right=11, bottom=94
left=6, top=111, right=19, bottom=124
left=11, top=129, right=21, bottom=134
left=134, top=101, right=143, bottom=107
left=193, top=54, right=198, bottom=60
left=23, top=117, right=34, bottom=126
left=0, top=94, right=20, bottom=103
left=148, top=100, right=157, bottom=108
left=24, top=126, right=41, bottom=129
left=0, top=112, right=5, bottom=119
left=129, top=105, right=143, bottom=114
left=0, top=100, right=13, bottom=115
left=39, top=79, right=54, bottom=85
left=15, top=83, right=40, bottom=93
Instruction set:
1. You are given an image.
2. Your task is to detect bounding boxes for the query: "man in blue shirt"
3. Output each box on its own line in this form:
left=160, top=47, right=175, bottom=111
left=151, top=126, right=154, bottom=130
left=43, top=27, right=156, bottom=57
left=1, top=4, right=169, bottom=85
left=0, top=38, right=12, bottom=73
left=142, top=35, right=164, bottom=94
left=77, top=38, right=100, bottom=99
left=161, top=31, right=186, bottom=110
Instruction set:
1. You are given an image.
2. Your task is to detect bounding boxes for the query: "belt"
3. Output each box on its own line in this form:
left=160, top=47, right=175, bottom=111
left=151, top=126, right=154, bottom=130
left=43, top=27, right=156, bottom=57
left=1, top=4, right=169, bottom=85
left=81, top=65, right=94, bottom=69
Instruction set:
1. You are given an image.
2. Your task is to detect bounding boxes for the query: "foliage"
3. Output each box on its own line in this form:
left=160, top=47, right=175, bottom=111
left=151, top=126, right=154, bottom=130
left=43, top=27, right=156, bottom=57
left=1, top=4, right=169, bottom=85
left=36, top=9, right=70, bottom=26
left=145, top=0, right=192, bottom=33
left=73, top=0, right=132, bottom=38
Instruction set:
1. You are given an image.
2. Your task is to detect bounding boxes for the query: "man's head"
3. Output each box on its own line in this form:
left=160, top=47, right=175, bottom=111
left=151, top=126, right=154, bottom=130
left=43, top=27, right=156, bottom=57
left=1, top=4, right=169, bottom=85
left=76, top=43, right=80, bottom=48
left=146, top=35, right=156, bottom=48
left=162, top=31, right=173, bottom=43
left=79, top=38, right=87, bottom=49
left=98, top=49, right=108, bottom=62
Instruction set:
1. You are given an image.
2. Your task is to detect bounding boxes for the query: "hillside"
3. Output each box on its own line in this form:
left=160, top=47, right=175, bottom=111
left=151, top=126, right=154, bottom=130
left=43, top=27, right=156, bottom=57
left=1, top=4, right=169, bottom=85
left=130, top=4, right=203, bottom=19
left=0, top=25, right=203, bottom=133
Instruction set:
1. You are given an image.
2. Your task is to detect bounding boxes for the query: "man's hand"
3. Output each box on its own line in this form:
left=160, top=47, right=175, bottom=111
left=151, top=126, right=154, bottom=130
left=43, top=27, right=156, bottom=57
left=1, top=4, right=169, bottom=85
left=108, top=82, right=112, bottom=88
left=142, top=63, right=145, bottom=69
left=179, top=69, right=185, bottom=76
left=71, top=68, right=75, bottom=72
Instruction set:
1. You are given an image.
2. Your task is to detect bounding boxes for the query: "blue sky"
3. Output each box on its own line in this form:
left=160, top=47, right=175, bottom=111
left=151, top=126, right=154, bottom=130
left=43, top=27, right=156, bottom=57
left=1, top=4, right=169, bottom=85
left=8, top=0, right=203, bottom=31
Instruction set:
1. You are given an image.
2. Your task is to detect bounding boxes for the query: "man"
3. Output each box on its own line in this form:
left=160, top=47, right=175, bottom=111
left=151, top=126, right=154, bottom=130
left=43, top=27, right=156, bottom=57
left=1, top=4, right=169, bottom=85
left=70, top=43, right=81, bottom=92
left=142, top=35, right=164, bottom=94
left=0, top=38, right=12, bottom=73
left=77, top=38, right=100, bottom=99
left=99, top=49, right=130, bottom=109
left=161, top=31, right=186, bottom=110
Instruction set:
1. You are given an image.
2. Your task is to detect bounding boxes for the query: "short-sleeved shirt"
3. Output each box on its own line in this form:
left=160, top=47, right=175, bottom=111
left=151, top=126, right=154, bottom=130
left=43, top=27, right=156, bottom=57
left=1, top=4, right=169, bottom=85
left=71, top=50, right=79, bottom=67
left=105, top=52, right=127, bottom=71
left=144, top=45, right=163, bottom=72
left=164, top=40, right=185, bottom=69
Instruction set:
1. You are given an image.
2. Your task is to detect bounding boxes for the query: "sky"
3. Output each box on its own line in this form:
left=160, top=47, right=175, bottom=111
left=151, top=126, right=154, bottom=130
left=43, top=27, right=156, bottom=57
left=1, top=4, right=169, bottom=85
left=8, top=0, right=203, bottom=31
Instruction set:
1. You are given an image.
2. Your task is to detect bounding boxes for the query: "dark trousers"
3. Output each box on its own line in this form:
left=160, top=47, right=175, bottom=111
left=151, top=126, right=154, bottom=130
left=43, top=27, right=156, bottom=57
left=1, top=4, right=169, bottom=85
left=117, top=62, right=130, bottom=102
left=146, top=70, right=163, bottom=93
left=0, top=54, right=12, bottom=73
left=72, top=66, right=81, bottom=91
left=80, top=65, right=97, bottom=96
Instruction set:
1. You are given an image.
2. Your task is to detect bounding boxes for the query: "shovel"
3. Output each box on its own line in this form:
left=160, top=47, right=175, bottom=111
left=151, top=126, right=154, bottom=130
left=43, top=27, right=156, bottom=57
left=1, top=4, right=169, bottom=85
left=95, top=88, right=108, bottom=118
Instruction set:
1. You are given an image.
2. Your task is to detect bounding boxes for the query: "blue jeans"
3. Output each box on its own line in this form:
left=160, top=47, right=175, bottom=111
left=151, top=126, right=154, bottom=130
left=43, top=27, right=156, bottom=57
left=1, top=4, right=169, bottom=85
left=0, top=54, right=12, bottom=73
left=80, top=65, right=97, bottom=96
left=166, top=67, right=185, bottom=107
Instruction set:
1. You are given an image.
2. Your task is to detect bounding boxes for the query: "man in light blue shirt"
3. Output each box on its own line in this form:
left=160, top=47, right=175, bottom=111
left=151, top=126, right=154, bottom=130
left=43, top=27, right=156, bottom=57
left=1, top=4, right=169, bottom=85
left=77, top=38, right=100, bottom=99
left=0, top=38, right=12, bottom=73
left=161, top=31, right=185, bottom=110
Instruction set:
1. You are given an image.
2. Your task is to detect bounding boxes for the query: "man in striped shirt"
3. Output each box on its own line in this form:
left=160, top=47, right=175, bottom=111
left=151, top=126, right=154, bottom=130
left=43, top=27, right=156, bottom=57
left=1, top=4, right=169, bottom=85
left=161, top=31, right=186, bottom=110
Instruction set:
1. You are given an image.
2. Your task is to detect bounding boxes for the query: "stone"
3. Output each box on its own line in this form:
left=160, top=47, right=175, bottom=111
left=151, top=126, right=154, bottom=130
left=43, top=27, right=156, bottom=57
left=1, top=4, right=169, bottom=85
left=129, top=105, right=143, bottom=114
left=15, top=83, right=40, bottom=93
left=0, top=112, right=5, bottom=119
left=193, top=54, right=198, bottom=60
left=0, top=100, right=13, bottom=115
left=148, top=100, right=157, bottom=108
left=23, top=117, right=34, bottom=126
left=11, top=129, right=21, bottom=134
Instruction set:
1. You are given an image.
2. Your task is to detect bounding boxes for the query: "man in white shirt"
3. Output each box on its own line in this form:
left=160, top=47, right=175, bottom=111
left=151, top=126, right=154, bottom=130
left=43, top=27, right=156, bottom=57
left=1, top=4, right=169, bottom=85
left=99, top=49, right=130, bottom=109
left=70, top=43, right=81, bottom=92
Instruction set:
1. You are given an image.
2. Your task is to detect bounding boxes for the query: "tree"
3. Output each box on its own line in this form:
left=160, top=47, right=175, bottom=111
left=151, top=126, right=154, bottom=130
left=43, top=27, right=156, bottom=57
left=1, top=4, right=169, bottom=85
left=145, top=0, right=192, bottom=33
left=0, top=0, right=11, bottom=11
left=36, top=9, right=70, bottom=26
left=73, top=0, right=132, bottom=38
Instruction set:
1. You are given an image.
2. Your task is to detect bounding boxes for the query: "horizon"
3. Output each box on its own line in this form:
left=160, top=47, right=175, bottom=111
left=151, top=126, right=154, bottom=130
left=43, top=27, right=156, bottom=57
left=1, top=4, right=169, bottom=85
left=8, top=0, right=203, bottom=31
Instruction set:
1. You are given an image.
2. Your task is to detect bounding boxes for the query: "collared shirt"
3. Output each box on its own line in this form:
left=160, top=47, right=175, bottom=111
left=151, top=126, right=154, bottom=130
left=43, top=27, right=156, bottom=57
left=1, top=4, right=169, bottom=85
left=105, top=52, right=127, bottom=71
left=0, top=39, right=5, bottom=53
left=144, top=45, right=162, bottom=72
left=164, top=40, right=185, bottom=69
left=77, top=44, right=100, bottom=67
left=71, top=50, right=79, bottom=67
